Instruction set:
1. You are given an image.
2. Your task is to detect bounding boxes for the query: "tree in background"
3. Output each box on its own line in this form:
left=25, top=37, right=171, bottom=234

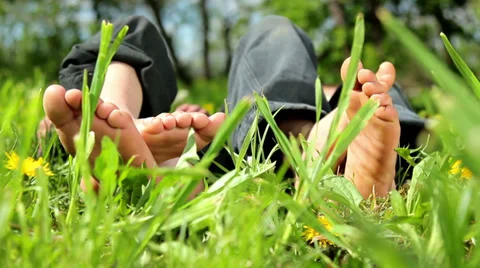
left=0, top=0, right=82, bottom=82
left=0, top=0, right=478, bottom=90
left=263, top=0, right=480, bottom=86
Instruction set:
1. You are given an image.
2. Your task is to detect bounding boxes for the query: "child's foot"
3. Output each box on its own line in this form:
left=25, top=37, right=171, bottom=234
left=135, top=111, right=226, bottom=164
left=340, top=60, right=401, bottom=198
left=43, top=85, right=156, bottom=168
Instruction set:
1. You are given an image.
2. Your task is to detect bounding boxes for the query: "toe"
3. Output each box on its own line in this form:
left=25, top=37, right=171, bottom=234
left=186, top=104, right=204, bottom=113
left=157, top=113, right=176, bottom=130
left=340, top=57, right=364, bottom=81
left=175, top=112, right=193, bottom=128
left=376, top=62, right=396, bottom=89
left=175, top=104, right=205, bottom=113
left=371, top=94, right=397, bottom=122
left=197, top=112, right=226, bottom=140
left=175, top=104, right=190, bottom=112
left=375, top=104, right=398, bottom=123
left=107, top=110, right=133, bottom=129
left=43, top=85, right=75, bottom=128
left=64, top=89, right=83, bottom=110
left=138, top=117, right=164, bottom=134
left=191, top=113, right=210, bottom=129
left=362, top=81, right=387, bottom=96
left=187, top=105, right=202, bottom=112
left=96, top=102, right=119, bottom=120
left=357, top=69, right=378, bottom=84
left=370, top=93, right=392, bottom=106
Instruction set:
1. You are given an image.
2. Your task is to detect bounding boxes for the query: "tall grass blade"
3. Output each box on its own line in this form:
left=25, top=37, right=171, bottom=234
left=198, top=98, right=251, bottom=169
left=89, top=23, right=129, bottom=111
left=253, top=93, right=306, bottom=177
left=440, top=33, right=480, bottom=100
left=377, top=8, right=468, bottom=95
left=323, top=14, right=365, bottom=155
left=378, top=8, right=480, bottom=176
left=316, top=99, right=378, bottom=182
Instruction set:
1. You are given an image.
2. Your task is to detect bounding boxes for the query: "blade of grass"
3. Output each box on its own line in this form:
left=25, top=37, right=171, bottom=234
left=76, top=22, right=128, bottom=172
left=311, top=13, right=365, bottom=180
left=315, top=99, right=378, bottom=182
left=377, top=8, right=468, bottom=95
left=236, top=113, right=259, bottom=170
left=198, top=98, right=251, bottom=169
left=321, top=14, right=365, bottom=157
left=305, top=77, right=324, bottom=170
left=253, top=93, right=305, bottom=176
left=89, top=22, right=129, bottom=111
left=439, top=33, right=480, bottom=100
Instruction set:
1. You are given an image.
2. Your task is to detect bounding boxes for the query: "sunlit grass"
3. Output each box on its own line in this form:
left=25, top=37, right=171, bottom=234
left=0, top=12, right=479, bottom=267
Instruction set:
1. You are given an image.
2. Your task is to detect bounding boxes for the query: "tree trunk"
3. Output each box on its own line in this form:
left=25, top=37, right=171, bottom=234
left=199, top=0, right=211, bottom=80
left=328, top=0, right=348, bottom=57
left=92, top=0, right=101, bottom=21
left=364, top=0, right=382, bottom=45
left=328, top=0, right=345, bottom=26
left=222, top=17, right=233, bottom=76
left=144, top=0, right=193, bottom=85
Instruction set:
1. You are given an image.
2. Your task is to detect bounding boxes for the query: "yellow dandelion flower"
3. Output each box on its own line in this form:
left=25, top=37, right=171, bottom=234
left=5, top=151, right=20, bottom=170
left=450, top=160, right=473, bottom=180
left=202, top=103, right=215, bottom=115
left=302, top=215, right=334, bottom=247
left=5, top=151, right=54, bottom=177
left=35, top=157, right=54, bottom=176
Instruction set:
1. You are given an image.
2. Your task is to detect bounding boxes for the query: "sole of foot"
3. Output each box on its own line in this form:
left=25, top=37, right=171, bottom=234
left=341, top=59, right=401, bottom=198
left=43, top=85, right=157, bottom=191
left=306, top=58, right=400, bottom=198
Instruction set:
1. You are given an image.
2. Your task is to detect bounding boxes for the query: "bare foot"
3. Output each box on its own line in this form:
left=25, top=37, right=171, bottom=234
left=43, top=85, right=156, bottom=169
left=136, top=111, right=226, bottom=165
left=340, top=59, right=401, bottom=198
left=306, top=59, right=400, bottom=198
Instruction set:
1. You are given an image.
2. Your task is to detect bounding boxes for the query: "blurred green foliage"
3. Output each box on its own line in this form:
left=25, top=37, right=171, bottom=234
left=0, top=0, right=479, bottom=104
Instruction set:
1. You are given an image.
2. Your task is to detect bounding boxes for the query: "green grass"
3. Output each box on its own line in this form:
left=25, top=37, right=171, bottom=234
left=1, top=12, right=480, bottom=267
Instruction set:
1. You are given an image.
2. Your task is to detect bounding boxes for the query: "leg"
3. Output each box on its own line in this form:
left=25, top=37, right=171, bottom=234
left=45, top=16, right=171, bottom=170
left=52, top=15, right=224, bottom=166
left=227, top=15, right=331, bottom=154
left=60, top=15, right=177, bottom=118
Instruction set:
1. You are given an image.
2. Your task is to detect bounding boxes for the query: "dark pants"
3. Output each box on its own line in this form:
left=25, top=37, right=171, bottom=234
left=59, top=15, right=424, bottom=162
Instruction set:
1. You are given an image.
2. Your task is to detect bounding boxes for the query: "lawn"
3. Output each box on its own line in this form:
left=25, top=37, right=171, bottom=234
left=1, top=11, right=480, bottom=267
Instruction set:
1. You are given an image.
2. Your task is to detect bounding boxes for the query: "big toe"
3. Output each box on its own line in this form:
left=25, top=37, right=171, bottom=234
left=197, top=112, right=226, bottom=139
left=191, top=113, right=210, bottom=129
left=376, top=62, right=396, bottom=89
left=43, top=85, right=74, bottom=128
left=107, top=110, right=135, bottom=129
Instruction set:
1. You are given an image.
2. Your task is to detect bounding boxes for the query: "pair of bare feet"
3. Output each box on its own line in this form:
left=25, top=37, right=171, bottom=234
left=43, top=85, right=225, bottom=191
left=42, top=58, right=400, bottom=198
